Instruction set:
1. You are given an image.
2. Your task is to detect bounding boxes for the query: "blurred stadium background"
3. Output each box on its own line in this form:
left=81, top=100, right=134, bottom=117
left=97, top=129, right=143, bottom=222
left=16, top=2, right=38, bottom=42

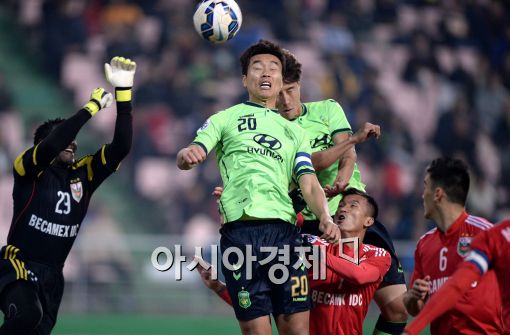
left=0, top=0, right=509, bottom=334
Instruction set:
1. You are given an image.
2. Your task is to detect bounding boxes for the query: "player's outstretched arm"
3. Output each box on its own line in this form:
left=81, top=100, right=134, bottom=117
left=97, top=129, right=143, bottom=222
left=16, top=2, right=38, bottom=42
left=177, top=144, right=206, bottom=170
left=34, top=87, right=113, bottom=168
left=404, top=263, right=481, bottom=335
left=298, top=174, right=340, bottom=243
left=403, top=276, right=431, bottom=316
left=194, top=258, right=232, bottom=306
left=102, top=56, right=136, bottom=169
left=324, top=248, right=390, bottom=285
left=312, top=122, right=380, bottom=173
left=323, top=122, right=381, bottom=197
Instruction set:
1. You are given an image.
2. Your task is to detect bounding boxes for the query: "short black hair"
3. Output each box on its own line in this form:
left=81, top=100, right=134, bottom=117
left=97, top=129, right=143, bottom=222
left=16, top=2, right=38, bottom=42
left=33, top=118, right=65, bottom=145
left=426, top=157, right=470, bottom=205
left=239, top=39, right=286, bottom=76
left=282, top=49, right=302, bottom=84
left=341, top=188, right=378, bottom=220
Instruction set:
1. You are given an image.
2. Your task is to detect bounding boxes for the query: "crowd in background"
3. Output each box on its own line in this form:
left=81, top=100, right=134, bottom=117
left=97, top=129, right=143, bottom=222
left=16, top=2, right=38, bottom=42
left=1, top=0, right=509, bottom=248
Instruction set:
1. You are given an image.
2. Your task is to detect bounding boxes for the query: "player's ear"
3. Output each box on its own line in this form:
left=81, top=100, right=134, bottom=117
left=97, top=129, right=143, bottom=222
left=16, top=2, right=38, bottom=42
left=242, top=75, right=247, bottom=88
left=434, top=186, right=443, bottom=202
left=364, top=217, right=374, bottom=229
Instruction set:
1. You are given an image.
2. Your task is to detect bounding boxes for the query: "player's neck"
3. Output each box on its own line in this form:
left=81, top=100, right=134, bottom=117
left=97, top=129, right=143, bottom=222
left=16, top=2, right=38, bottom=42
left=435, top=205, right=465, bottom=233
left=248, top=96, right=277, bottom=109
left=340, top=230, right=365, bottom=240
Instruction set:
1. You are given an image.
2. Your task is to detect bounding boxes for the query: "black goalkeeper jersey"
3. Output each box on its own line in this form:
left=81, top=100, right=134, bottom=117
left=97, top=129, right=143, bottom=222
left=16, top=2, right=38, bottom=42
left=6, top=106, right=132, bottom=269
left=8, top=145, right=115, bottom=267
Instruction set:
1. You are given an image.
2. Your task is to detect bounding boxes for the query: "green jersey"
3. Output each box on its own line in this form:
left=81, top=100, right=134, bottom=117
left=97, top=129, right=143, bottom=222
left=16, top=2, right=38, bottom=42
left=193, top=102, right=314, bottom=223
left=292, top=99, right=365, bottom=219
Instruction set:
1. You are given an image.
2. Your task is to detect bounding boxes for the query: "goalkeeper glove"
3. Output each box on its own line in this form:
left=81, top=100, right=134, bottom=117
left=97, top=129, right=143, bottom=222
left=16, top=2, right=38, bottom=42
left=83, top=87, right=113, bottom=116
left=104, top=56, right=137, bottom=102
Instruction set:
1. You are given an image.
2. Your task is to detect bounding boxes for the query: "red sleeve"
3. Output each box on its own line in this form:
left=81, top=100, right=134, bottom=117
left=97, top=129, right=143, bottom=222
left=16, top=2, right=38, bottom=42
left=325, top=246, right=391, bottom=285
left=217, top=287, right=233, bottom=306
left=410, top=240, right=424, bottom=287
left=404, top=262, right=482, bottom=335
left=466, top=229, right=493, bottom=275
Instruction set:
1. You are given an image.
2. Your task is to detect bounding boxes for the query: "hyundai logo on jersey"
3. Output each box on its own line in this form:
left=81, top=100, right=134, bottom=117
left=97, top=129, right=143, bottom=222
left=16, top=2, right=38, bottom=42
left=253, top=134, right=282, bottom=150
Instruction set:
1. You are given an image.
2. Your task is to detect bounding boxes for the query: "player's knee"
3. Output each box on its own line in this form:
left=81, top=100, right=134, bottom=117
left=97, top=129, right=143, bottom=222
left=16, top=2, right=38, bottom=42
left=275, top=312, right=309, bottom=335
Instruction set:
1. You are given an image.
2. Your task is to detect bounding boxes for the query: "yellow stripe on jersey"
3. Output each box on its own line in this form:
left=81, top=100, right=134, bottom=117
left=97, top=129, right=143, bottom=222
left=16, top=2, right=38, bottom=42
left=74, top=155, right=94, bottom=181
left=14, top=259, right=27, bottom=280
left=4, top=245, right=27, bottom=280
left=32, top=144, right=39, bottom=165
left=9, top=258, right=21, bottom=280
left=100, top=145, right=120, bottom=170
left=6, top=245, right=17, bottom=259
left=13, top=150, right=29, bottom=176
left=101, top=145, right=107, bottom=165
left=4, top=245, right=10, bottom=259
left=12, top=246, right=19, bottom=259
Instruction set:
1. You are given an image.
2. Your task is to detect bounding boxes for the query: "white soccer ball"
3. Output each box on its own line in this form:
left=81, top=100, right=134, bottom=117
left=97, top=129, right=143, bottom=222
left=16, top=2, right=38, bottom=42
left=193, top=0, right=242, bottom=43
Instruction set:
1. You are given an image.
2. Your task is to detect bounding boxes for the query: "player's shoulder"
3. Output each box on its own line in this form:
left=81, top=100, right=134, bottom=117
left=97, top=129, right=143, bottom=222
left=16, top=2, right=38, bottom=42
left=486, top=220, right=510, bottom=240
left=417, top=227, right=438, bottom=245
left=73, top=154, right=93, bottom=169
left=201, top=103, right=251, bottom=127
left=13, top=147, right=33, bottom=177
left=362, top=244, right=390, bottom=259
left=284, top=116, right=309, bottom=137
left=304, top=99, right=342, bottom=113
left=213, top=103, right=244, bottom=117
left=464, top=214, right=493, bottom=232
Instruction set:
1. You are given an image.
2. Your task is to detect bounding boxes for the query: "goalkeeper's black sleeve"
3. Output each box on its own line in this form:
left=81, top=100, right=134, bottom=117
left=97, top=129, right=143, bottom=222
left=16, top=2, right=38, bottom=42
left=35, top=109, right=91, bottom=167
left=103, top=100, right=133, bottom=170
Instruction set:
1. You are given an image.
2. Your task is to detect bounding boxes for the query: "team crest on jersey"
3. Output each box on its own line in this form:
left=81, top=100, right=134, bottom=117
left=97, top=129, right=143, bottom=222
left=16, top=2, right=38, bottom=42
left=238, top=289, right=251, bottom=309
left=70, top=180, right=83, bottom=203
left=457, top=235, right=473, bottom=257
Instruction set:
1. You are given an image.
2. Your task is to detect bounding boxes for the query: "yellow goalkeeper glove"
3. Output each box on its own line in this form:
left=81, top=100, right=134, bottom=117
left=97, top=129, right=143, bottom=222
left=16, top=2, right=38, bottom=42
left=83, top=87, right=113, bottom=116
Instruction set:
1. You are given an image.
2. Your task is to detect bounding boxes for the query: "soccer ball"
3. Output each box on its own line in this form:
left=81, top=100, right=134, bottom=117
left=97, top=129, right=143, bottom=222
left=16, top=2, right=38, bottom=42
left=193, top=0, right=242, bottom=43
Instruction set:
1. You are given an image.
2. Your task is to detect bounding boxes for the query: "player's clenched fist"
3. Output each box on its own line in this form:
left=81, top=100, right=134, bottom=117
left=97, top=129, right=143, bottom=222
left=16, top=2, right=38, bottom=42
left=352, top=122, right=381, bottom=144
left=409, top=275, right=431, bottom=300
left=83, top=87, right=113, bottom=116
left=177, top=144, right=206, bottom=170
left=319, top=217, right=341, bottom=243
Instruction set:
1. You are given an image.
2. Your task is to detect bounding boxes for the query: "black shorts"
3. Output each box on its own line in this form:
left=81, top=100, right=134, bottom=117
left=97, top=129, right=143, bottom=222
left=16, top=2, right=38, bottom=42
left=0, top=245, right=35, bottom=294
left=301, top=219, right=406, bottom=285
left=0, top=245, right=64, bottom=334
left=26, top=261, right=65, bottom=334
left=220, top=220, right=311, bottom=321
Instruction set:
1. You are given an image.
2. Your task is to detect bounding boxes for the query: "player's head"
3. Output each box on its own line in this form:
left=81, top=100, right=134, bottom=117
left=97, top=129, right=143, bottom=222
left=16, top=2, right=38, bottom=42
left=240, top=40, right=285, bottom=107
left=34, top=118, right=65, bottom=145
left=334, top=188, right=378, bottom=237
left=423, top=157, right=470, bottom=219
left=34, top=118, right=77, bottom=166
left=277, top=49, right=303, bottom=121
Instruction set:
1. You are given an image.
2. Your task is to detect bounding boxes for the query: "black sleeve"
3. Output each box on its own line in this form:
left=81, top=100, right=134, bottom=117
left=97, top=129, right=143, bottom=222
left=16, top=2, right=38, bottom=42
left=34, top=109, right=91, bottom=168
left=102, top=100, right=133, bottom=171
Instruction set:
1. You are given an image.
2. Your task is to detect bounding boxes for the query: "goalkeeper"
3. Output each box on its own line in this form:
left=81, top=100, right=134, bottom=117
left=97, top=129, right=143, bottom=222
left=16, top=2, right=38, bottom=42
left=0, top=56, right=135, bottom=334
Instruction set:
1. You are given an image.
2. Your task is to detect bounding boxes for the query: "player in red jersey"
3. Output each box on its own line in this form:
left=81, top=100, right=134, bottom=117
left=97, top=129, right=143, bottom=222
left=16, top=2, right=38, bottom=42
left=403, top=158, right=503, bottom=335
left=196, top=188, right=391, bottom=335
left=404, top=219, right=510, bottom=335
